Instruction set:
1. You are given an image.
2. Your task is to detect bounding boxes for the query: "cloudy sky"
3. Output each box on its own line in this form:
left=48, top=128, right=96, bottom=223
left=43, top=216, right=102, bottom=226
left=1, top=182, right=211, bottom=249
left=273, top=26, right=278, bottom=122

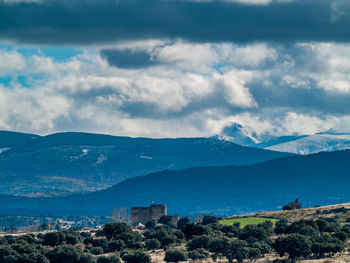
left=1, top=0, right=350, bottom=138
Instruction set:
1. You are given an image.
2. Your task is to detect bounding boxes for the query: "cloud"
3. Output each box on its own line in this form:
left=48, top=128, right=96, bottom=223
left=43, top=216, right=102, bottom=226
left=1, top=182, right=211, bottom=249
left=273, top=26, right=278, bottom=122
left=0, top=0, right=350, bottom=45
left=100, top=49, right=160, bottom=69
left=2, top=41, right=350, bottom=138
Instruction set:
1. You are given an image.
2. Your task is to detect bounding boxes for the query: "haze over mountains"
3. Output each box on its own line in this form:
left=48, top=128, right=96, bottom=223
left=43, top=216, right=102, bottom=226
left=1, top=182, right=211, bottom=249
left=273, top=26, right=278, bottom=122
left=0, top=130, right=289, bottom=196
left=1, top=148, right=349, bottom=216
left=217, top=123, right=350, bottom=155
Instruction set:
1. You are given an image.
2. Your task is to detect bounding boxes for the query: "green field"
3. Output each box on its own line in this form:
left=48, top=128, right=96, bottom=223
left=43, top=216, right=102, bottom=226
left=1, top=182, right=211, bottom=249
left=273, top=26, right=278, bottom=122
left=219, top=217, right=278, bottom=228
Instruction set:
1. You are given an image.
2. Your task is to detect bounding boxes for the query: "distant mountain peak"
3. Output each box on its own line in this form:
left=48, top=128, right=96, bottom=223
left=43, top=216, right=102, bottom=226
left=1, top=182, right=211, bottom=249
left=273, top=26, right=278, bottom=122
left=214, top=122, right=260, bottom=146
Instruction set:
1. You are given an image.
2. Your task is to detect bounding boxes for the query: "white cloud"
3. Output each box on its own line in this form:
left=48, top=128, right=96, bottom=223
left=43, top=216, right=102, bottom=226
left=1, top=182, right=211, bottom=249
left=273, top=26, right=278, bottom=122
left=1, top=41, right=350, bottom=138
left=0, top=50, right=25, bottom=76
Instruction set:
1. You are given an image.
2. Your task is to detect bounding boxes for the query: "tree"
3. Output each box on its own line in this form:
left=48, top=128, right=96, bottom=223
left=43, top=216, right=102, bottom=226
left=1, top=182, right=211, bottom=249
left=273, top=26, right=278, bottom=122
left=274, top=219, right=288, bottom=235
left=145, top=220, right=156, bottom=229
left=182, top=224, right=208, bottom=240
left=188, top=248, right=209, bottom=262
left=238, top=225, right=268, bottom=241
left=42, top=232, right=61, bottom=247
left=202, top=216, right=218, bottom=225
left=177, top=218, right=190, bottom=230
left=47, top=245, right=82, bottom=263
left=273, top=234, right=312, bottom=260
left=311, top=233, right=345, bottom=257
left=223, top=240, right=249, bottom=263
left=208, top=237, right=230, bottom=258
left=108, top=240, right=125, bottom=252
left=187, top=235, right=210, bottom=251
left=164, top=249, right=188, bottom=263
left=90, top=247, right=104, bottom=255
left=248, top=248, right=261, bottom=261
left=145, top=239, right=160, bottom=252
left=103, top=222, right=130, bottom=240
left=121, top=250, right=151, bottom=263
left=97, top=255, right=121, bottom=263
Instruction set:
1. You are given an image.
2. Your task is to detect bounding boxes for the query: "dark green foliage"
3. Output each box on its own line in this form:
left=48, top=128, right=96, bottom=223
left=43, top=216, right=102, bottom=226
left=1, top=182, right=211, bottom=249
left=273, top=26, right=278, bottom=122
left=103, top=223, right=130, bottom=240
left=223, top=239, right=249, bottom=263
left=187, top=235, right=210, bottom=251
left=202, top=215, right=218, bottom=225
left=188, top=248, right=209, bottom=261
left=145, top=220, right=156, bottom=229
left=97, top=255, right=120, bottom=263
left=274, top=219, right=288, bottom=235
left=108, top=240, right=125, bottom=252
left=145, top=239, right=160, bottom=252
left=121, top=250, right=151, bottom=263
left=238, top=225, right=268, bottom=241
left=177, top=218, right=190, bottom=230
left=250, top=241, right=271, bottom=256
left=208, top=237, right=230, bottom=256
left=0, top=245, right=19, bottom=263
left=332, top=231, right=347, bottom=242
left=298, top=225, right=320, bottom=238
left=90, top=247, right=104, bottom=255
left=79, top=253, right=96, bottom=263
left=47, top=245, right=82, bottom=263
left=182, top=223, right=208, bottom=240
left=42, top=232, right=63, bottom=247
left=311, top=233, right=345, bottom=257
left=144, top=225, right=182, bottom=248
left=285, top=220, right=319, bottom=235
left=273, top=234, right=312, bottom=260
left=220, top=225, right=238, bottom=238
left=248, top=248, right=262, bottom=261
left=164, top=249, right=188, bottom=263
left=92, top=239, right=109, bottom=252
left=17, top=252, right=50, bottom=263
left=316, top=218, right=341, bottom=233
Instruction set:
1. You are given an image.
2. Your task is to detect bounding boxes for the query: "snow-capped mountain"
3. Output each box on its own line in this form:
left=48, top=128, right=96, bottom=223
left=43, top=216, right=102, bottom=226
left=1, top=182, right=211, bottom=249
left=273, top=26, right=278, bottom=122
left=217, top=123, right=350, bottom=155
left=264, top=132, right=350, bottom=154
left=213, top=122, right=260, bottom=146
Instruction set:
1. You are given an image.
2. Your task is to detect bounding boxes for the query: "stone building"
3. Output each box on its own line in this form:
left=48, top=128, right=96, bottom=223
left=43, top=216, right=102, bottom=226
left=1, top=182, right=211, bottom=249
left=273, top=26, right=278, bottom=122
left=282, top=199, right=302, bottom=210
left=131, top=204, right=167, bottom=226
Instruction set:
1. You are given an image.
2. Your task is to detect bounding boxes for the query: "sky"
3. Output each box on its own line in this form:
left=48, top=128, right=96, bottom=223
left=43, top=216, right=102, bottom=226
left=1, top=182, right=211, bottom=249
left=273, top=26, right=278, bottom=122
left=1, top=0, right=350, bottom=139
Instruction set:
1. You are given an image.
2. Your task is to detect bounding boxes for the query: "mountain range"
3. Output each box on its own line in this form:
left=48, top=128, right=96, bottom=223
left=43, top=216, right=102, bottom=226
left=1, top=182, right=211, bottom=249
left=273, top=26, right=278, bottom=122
left=218, top=123, right=350, bottom=154
left=0, top=148, right=349, bottom=216
left=0, top=130, right=289, bottom=196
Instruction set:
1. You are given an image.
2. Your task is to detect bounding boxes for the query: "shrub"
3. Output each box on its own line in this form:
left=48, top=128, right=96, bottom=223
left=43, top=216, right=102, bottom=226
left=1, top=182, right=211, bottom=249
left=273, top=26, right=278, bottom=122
left=97, top=255, right=120, bottom=263
left=188, top=248, right=209, bottom=261
left=90, top=247, right=104, bottom=255
left=164, top=249, right=188, bottom=263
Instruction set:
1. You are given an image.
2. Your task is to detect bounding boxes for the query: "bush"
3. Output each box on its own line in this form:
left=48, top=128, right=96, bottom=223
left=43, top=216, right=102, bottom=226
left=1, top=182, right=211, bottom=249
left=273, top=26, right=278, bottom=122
left=47, top=245, right=82, bottom=263
left=273, top=234, right=312, bottom=260
left=108, top=240, right=125, bottom=252
left=188, top=248, right=209, bottom=261
left=145, top=239, right=160, bottom=252
left=121, top=250, right=151, bottom=263
left=202, top=216, right=218, bottom=225
left=97, top=255, right=120, bottom=263
left=145, top=220, right=156, bottom=229
left=164, top=249, right=188, bottom=263
left=182, top=224, right=208, bottom=240
left=187, top=235, right=210, bottom=251
left=238, top=225, right=268, bottom=241
left=90, top=247, right=104, bottom=255
left=177, top=218, right=190, bottom=230
left=223, top=239, right=249, bottom=263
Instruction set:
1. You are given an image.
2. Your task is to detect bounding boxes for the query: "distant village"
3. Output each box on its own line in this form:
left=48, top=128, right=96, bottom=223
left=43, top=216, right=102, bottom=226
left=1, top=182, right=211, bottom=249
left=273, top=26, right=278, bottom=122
left=0, top=199, right=302, bottom=234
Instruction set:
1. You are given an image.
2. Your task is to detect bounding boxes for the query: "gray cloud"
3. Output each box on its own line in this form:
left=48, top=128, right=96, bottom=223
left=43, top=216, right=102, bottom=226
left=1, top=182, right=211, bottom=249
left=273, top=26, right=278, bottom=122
left=100, top=49, right=160, bottom=69
left=1, top=0, right=350, bottom=45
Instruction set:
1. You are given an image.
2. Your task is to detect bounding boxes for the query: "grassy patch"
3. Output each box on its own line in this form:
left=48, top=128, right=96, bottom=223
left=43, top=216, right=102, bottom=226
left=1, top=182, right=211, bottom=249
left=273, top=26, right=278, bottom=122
left=219, top=217, right=278, bottom=228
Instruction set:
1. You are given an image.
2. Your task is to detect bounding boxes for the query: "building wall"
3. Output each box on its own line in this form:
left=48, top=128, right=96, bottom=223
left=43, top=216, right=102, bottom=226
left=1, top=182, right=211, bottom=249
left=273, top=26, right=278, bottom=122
left=131, top=204, right=167, bottom=226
